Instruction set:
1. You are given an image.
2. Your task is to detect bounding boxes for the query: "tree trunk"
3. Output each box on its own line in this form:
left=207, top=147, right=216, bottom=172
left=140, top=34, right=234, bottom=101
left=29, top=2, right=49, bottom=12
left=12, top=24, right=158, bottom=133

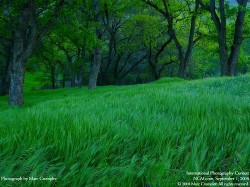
left=175, top=37, right=185, bottom=78
left=148, top=41, right=159, bottom=81
left=89, top=46, right=102, bottom=90
left=179, top=0, right=199, bottom=78
left=142, top=0, right=199, bottom=78
left=8, top=2, right=37, bottom=106
left=227, top=0, right=248, bottom=76
left=88, top=0, right=102, bottom=90
left=8, top=0, right=64, bottom=105
left=169, top=21, right=185, bottom=78
left=9, top=25, right=27, bottom=106
left=149, top=59, right=159, bottom=80
left=228, top=46, right=240, bottom=76
left=178, top=60, right=186, bottom=78
left=209, top=0, right=228, bottom=76
left=207, top=0, right=248, bottom=76
left=9, top=59, right=26, bottom=106
left=71, top=73, right=76, bottom=87
left=218, top=32, right=229, bottom=76
left=152, top=65, right=159, bottom=80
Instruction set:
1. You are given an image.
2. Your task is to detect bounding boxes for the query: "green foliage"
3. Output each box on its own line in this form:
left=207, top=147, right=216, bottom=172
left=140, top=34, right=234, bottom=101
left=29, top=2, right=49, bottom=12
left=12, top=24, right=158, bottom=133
left=0, top=74, right=249, bottom=186
left=124, top=14, right=163, bottom=49
left=24, top=72, right=43, bottom=92
left=1, top=0, right=249, bottom=87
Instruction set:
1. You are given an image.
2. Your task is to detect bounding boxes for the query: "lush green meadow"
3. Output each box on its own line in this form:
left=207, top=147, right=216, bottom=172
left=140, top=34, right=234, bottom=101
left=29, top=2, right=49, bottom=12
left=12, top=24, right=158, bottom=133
left=0, top=74, right=249, bottom=186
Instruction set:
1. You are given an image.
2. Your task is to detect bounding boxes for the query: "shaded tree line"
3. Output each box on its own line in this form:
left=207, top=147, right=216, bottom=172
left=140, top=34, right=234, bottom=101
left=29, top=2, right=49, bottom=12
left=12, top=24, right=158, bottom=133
left=0, top=0, right=249, bottom=106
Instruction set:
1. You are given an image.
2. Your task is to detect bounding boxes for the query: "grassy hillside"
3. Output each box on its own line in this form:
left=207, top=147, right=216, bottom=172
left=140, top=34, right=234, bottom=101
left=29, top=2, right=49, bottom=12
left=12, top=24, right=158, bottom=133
left=0, top=75, right=249, bottom=186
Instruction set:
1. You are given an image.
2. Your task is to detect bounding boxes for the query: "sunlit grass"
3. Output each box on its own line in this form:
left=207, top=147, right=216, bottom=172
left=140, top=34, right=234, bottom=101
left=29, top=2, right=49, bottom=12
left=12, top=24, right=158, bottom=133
left=0, top=74, right=249, bottom=186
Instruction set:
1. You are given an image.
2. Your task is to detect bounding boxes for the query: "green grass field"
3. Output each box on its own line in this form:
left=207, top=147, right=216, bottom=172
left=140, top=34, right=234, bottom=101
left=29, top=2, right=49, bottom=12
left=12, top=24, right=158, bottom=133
left=0, top=74, right=249, bottom=186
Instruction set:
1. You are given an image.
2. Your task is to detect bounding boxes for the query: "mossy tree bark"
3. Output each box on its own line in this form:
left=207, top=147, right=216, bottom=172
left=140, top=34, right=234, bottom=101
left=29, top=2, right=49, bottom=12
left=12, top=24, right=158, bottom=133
left=89, top=0, right=103, bottom=90
left=9, top=2, right=37, bottom=106
left=200, top=0, right=248, bottom=76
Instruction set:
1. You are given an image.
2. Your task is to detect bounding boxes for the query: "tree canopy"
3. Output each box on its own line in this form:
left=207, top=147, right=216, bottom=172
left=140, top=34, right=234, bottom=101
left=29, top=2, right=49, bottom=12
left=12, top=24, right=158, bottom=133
left=0, top=0, right=249, bottom=106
